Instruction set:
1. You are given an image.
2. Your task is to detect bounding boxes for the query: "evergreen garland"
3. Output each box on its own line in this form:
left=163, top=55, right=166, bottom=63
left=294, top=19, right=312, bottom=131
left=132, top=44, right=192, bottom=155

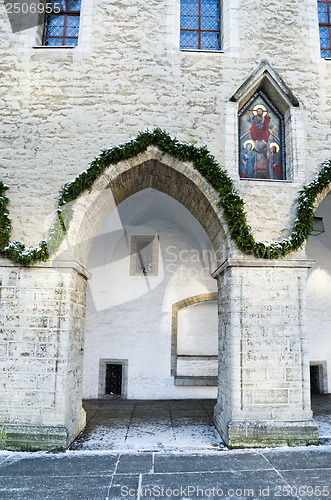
left=0, top=129, right=330, bottom=265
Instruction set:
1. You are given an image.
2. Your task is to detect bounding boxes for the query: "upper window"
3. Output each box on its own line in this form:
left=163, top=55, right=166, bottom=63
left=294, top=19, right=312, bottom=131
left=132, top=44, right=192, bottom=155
left=238, top=91, right=285, bottom=181
left=180, top=0, right=221, bottom=51
left=42, top=0, right=81, bottom=46
left=318, top=1, right=331, bottom=57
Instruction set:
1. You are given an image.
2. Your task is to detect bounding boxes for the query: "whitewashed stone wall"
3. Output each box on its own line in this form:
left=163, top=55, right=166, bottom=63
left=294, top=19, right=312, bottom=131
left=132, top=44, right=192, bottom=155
left=0, top=0, right=329, bottom=450
left=176, top=301, right=218, bottom=378
left=0, top=0, right=331, bottom=246
left=177, top=302, right=218, bottom=355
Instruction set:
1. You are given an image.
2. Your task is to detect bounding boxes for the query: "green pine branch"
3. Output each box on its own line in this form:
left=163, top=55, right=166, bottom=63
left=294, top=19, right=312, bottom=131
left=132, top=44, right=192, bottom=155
left=0, top=129, right=330, bottom=265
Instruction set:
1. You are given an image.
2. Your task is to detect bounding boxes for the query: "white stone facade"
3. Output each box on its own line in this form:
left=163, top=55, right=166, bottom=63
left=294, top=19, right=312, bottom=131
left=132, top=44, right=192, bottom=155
left=0, top=0, right=330, bottom=450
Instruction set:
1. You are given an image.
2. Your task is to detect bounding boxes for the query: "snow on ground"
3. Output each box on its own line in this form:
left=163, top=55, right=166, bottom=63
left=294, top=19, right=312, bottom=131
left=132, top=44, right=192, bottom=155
left=70, top=420, right=226, bottom=452
left=1, top=397, right=331, bottom=455
left=68, top=415, right=331, bottom=453
left=315, top=414, right=331, bottom=439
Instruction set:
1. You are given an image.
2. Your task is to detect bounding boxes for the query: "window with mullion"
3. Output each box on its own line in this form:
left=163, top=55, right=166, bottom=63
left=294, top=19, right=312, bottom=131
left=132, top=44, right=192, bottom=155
left=42, top=0, right=81, bottom=47
left=180, top=0, right=221, bottom=51
left=318, top=0, right=331, bottom=57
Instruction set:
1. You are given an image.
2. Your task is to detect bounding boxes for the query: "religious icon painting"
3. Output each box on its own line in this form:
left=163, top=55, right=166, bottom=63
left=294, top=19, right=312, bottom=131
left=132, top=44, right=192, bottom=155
left=238, top=91, right=285, bottom=180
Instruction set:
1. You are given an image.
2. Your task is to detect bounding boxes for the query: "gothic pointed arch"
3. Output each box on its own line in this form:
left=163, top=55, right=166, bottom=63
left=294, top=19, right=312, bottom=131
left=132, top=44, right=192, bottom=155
left=60, top=145, right=231, bottom=269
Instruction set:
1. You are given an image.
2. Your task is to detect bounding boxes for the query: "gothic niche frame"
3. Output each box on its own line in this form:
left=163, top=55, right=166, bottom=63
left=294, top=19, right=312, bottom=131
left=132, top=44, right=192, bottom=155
left=238, top=90, right=286, bottom=181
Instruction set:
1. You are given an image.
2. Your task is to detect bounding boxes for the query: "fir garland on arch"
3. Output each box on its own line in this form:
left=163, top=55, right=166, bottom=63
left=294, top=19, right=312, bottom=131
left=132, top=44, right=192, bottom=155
left=0, top=128, right=330, bottom=265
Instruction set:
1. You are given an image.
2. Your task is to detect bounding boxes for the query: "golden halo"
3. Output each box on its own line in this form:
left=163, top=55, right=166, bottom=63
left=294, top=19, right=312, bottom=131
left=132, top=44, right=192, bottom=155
left=252, top=104, right=268, bottom=117
left=269, top=142, right=280, bottom=152
left=243, top=140, right=255, bottom=150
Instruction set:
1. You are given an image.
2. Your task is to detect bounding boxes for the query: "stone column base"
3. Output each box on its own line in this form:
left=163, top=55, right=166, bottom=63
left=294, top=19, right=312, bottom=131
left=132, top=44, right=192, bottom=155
left=0, top=424, right=68, bottom=452
left=214, top=412, right=319, bottom=449
left=0, top=409, right=86, bottom=452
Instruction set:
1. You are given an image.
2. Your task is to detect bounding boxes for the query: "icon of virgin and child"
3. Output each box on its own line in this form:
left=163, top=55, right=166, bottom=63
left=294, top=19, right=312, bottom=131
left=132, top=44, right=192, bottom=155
left=239, top=97, right=283, bottom=180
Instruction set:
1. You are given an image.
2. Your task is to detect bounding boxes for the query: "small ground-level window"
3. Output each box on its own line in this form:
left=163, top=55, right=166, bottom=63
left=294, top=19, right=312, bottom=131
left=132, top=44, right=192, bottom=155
left=238, top=91, right=285, bottom=180
left=318, top=1, right=331, bottom=58
left=106, top=364, right=122, bottom=396
left=130, top=236, right=159, bottom=276
left=99, top=359, right=128, bottom=398
left=180, top=0, right=221, bottom=51
left=42, top=0, right=81, bottom=47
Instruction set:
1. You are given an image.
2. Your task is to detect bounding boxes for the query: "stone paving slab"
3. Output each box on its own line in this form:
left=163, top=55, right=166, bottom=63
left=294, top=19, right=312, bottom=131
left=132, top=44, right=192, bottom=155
left=154, top=452, right=271, bottom=473
left=279, top=468, right=331, bottom=491
left=116, top=453, right=153, bottom=474
left=0, top=448, right=330, bottom=500
left=89, top=403, right=128, bottom=411
left=71, top=399, right=222, bottom=452
left=108, top=474, right=140, bottom=500
left=89, top=411, right=132, bottom=418
left=0, top=475, right=111, bottom=500
left=169, top=409, right=208, bottom=417
left=171, top=416, right=213, bottom=425
left=133, top=409, right=170, bottom=417
left=311, top=395, right=331, bottom=416
left=85, top=416, right=131, bottom=427
left=72, top=397, right=331, bottom=453
left=262, top=448, right=331, bottom=470
left=72, top=429, right=130, bottom=451
left=139, top=470, right=291, bottom=500
left=0, top=453, right=118, bottom=476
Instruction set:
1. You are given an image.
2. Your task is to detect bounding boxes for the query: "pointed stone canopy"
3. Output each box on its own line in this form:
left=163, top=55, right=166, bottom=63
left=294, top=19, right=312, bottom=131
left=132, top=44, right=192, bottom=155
left=229, top=59, right=299, bottom=114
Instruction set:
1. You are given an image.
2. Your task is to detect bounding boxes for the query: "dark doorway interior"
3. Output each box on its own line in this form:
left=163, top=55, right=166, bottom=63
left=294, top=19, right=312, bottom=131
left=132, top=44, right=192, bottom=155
left=106, top=363, right=122, bottom=395
left=310, top=365, right=321, bottom=394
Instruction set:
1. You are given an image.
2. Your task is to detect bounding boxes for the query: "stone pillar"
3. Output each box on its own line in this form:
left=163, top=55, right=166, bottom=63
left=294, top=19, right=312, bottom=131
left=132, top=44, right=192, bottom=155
left=213, top=258, right=319, bottom=448
left=0, top=259, right=89, bottom=451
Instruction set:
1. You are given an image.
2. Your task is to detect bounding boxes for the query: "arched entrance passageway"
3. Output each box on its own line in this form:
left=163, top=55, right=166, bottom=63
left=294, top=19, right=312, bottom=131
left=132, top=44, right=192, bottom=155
left=58, top=149, right=232, bottom=447
left=64, top=151, right=230, bottom=269
left=82, top=188, right=219, bottom=400
left=56, top=148, right=319, bottom=449
left=306, top=192, right=331, bottom=395
left=0, top=146, right=322, bottom=450
left=305, top=191, right=331, bottom=440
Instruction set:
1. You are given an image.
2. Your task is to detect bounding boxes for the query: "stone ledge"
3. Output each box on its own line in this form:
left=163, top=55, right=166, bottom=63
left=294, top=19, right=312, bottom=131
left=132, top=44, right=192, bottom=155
left=212, top=258, right=315, bottom=278
left=175, top=376, right=218, bottom=386
left=0, top=259, right=91, bottom=280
